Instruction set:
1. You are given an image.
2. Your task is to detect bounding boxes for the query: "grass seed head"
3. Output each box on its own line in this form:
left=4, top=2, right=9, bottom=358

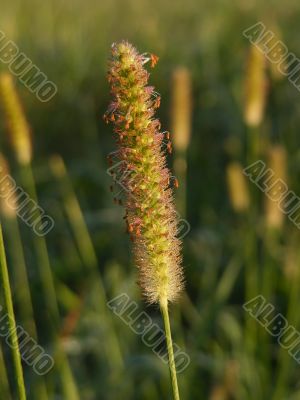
left=243, top=45, right=267, bottom=127
left=171, top=67, right=192, bottom=152
left=265, top=145, right=286, bottom=229
left=226, top=162, right=249, bottom=213
left=0, top=73, right=32, bottom=166
left=105, top=41, right=184, bottom=304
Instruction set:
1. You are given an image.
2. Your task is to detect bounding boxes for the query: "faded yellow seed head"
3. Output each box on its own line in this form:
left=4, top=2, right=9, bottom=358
left=209, top=359, right=238, bottom=399
left=0, top=73, right=32, bottom=165
left=261, top=23, right=286, bottom=82
left=226, top=162, right=249, bottom=212
left=223, top=359, right=239, bottom=395
left=243, top=45, right=267, bottom=127
left=49, top=154, right=67, bottom=178
left=265, top=145, right=287, bottom=229
left=171, top=67, right=192, bottom=152
left=209, top=385, right=227, bottom=400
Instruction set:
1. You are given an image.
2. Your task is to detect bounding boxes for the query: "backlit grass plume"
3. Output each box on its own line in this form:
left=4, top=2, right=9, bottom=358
left=171, top=67, right=192, bottom=217
left=105, top=41, right=184, bottom=400
left=0, top=73, right=32, bottom=166
left=105, top=42, right=183, bottom=305
left=243, top=45, right=267, bottom=127
left=171, top=67, right=192, bottom=153
left=265, top=145, right=286, bottom=229
left=226, top=161, right=249, bottom=213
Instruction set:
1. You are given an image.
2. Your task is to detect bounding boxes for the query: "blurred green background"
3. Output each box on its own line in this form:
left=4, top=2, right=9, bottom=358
left=1, top=0, right=300, bottom=399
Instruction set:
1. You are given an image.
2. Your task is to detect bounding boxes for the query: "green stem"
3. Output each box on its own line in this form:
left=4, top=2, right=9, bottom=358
left=3, top=215, right=48, bottom=399
left=0, top=223, right=26, bottom=400
left=4, top=216, right=37, bottom=338
left=160, top=301, right=180, bottom=400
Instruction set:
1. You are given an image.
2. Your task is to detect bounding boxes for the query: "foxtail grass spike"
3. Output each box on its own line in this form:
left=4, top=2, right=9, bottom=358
left=105, top=41, right=184, bottom=400
left=171, top=67, right=192, bottom=217
left=226, top=162, right=249, bottom=213
left=105, top=41, right=184, bottom=305
left=265, top=145, right=286, bottom=229
left=0, top=73, right=32, bottom=166
left=243, top=45, right=267, bottom=127
left=171, top=67, right=192, bottom=153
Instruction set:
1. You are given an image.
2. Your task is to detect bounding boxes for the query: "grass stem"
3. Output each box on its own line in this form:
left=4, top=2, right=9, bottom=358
left=0, top=223, right=26, bottom=400
left=160, top=301, right=180, bottom=400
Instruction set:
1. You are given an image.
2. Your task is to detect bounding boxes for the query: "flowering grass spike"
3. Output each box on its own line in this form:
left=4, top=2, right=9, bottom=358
left=0, top=73, right=32, bottom=166
left=105, top=41, right=184, bottom=306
